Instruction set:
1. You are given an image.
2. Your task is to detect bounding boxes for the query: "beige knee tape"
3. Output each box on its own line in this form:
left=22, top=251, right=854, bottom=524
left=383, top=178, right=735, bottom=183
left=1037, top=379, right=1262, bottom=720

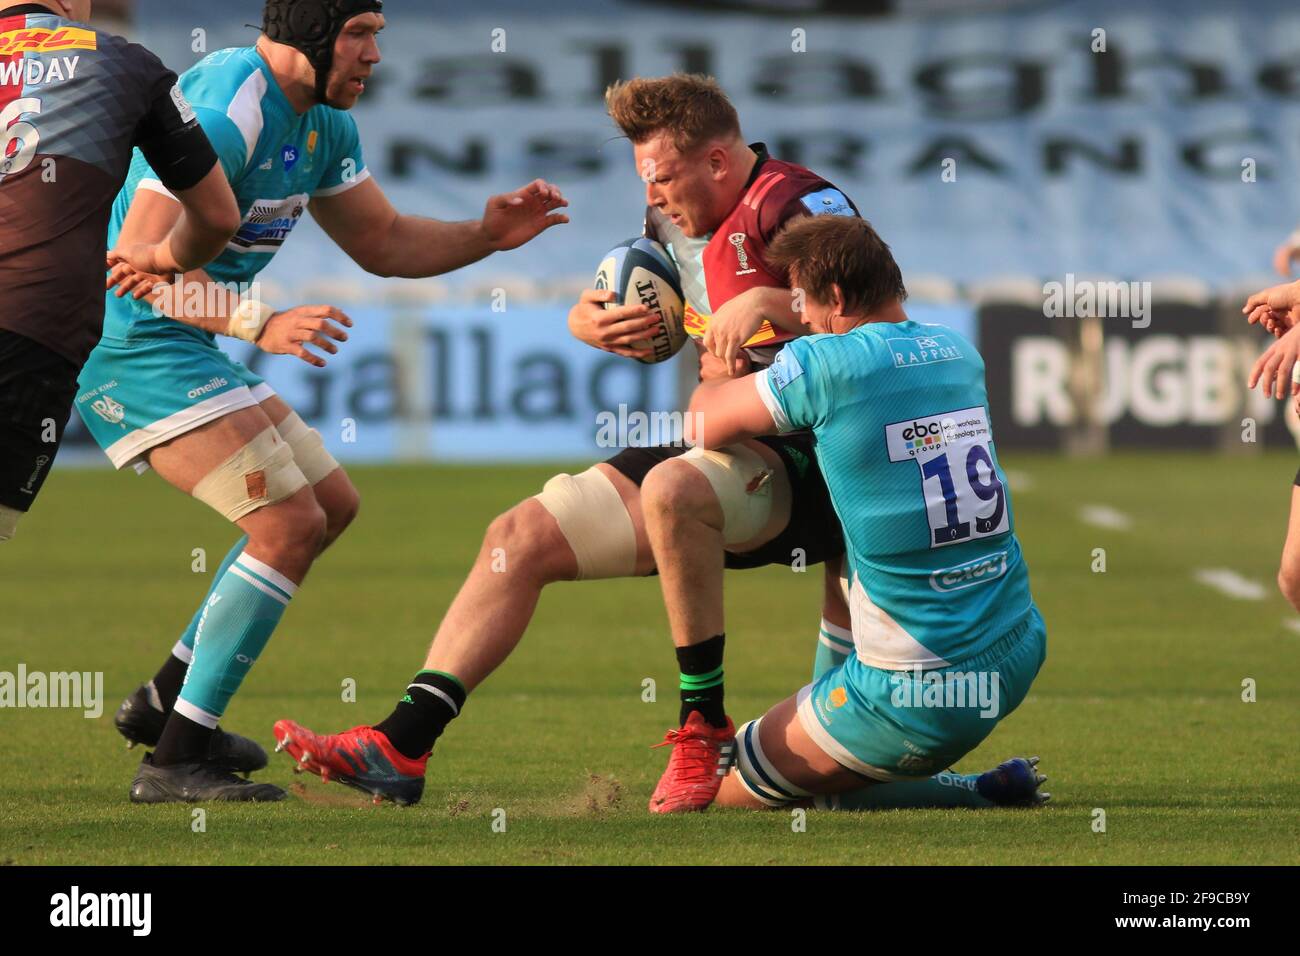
left=0, top=503, right=21, bottom=542
left=680, top=444, right=775, bottom=547
left=533, top=467, right=637, bottom=580
left=275, top=411, right=339, bottom=485
left=191, top=426, right=309, bottom=522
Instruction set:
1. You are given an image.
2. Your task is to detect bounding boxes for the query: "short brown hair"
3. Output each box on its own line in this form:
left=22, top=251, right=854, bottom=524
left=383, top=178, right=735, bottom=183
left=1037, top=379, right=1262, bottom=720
left=605, top=74, right=742, bottom=155
left=768, top=216, right=907, bottom=316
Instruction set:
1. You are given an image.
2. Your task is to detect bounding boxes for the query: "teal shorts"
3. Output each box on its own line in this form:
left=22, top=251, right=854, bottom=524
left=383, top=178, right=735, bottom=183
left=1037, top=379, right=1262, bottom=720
left=797, top=605, right=1047, bottom=780
left=75, top=333, right=274, bottom=471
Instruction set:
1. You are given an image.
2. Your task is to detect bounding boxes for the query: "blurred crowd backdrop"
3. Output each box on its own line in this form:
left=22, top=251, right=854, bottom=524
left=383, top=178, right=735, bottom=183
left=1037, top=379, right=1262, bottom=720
left=61, top=0, right=1300, bottom=462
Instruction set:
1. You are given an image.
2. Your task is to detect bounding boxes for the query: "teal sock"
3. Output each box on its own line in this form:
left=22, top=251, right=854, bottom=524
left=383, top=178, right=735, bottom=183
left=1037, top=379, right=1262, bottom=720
left=174, top=535, right=249, bottom=660
left=813, top=617, right=853, bottom=681
left=817, top=771, right=994, bottom=810
left=174, top=550, right=296, bottom=726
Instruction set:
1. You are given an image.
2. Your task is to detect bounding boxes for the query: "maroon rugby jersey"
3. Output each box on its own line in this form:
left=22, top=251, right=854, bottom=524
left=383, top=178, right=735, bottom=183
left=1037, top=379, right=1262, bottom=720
left=646, top=142, right=860, bottom=366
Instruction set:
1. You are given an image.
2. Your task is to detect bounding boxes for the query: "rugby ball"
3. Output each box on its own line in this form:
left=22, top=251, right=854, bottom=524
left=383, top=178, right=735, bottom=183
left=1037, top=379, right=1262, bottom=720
left=594, top=237, right=687, bottom=364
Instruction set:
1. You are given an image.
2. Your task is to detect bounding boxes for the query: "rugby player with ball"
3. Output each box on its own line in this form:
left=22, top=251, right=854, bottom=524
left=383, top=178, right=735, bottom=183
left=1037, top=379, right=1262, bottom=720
left=275, top=74, right=866, bottom=805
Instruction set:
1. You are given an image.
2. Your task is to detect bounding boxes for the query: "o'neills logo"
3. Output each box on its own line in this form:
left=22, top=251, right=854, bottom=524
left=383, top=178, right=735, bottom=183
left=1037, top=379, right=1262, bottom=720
left=728, top=232, right=757, bottom=276
left=187, top=377, right=228, bottom=399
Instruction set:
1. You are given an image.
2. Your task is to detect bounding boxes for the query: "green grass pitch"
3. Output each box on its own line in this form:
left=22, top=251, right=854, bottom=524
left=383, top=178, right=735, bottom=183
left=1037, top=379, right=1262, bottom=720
left=1, top=453, right=1297, bottom=865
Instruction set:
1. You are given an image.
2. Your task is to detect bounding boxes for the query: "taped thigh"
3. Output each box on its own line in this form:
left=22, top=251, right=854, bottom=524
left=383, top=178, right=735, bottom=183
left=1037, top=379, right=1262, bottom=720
left=191, top=426, right=309, bottom=522
left=274, top=410, right=339, bottom=485
left=679, top=444, right=775, bottom=547
left=533, top=466, right=637, bottom=580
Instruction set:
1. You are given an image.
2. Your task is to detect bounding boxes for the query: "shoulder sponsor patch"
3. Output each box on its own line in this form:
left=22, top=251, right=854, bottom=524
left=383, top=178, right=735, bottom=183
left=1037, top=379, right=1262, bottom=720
left=768, top=346, right=804, bottom=391
left=886, top=333, right=963, bottom=369
left=799, top=187, right=854, bottom=217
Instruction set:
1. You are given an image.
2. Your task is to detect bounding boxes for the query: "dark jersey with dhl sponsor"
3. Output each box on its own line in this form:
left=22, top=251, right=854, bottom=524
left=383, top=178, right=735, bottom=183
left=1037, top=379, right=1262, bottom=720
left=644, top=142, right=859, bottom=369
left=0, top=4, right=216, bottom=368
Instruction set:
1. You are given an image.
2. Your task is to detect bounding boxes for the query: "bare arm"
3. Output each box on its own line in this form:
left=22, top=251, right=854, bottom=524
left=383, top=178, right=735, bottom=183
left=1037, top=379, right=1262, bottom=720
left=309, top=176, right=569, bottom=279
left=702, top=285, right=805, bottom=373
left=686, top=375, right=778, bottom=449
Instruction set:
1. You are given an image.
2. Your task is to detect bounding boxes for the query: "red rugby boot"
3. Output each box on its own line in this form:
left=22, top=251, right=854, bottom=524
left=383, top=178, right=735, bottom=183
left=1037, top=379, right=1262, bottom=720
left=648, top=710, right=736, bottom=814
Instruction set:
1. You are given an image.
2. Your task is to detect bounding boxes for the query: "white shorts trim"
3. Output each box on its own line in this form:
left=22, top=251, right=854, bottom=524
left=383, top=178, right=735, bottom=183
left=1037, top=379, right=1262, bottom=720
left=103, top=383, right=279, bottom=471
left=795, top=684, right=900, bottom=783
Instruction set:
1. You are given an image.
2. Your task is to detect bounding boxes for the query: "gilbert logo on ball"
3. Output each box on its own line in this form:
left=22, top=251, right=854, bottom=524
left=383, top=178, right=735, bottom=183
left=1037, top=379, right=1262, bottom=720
left=594, top=237, right=687, bottom=364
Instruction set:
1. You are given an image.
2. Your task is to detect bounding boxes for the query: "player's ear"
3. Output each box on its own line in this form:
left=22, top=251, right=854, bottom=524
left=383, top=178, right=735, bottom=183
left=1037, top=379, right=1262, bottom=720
left=829, top=282, right=846, bottom=315
left=708, top=145, right=728, bottom=180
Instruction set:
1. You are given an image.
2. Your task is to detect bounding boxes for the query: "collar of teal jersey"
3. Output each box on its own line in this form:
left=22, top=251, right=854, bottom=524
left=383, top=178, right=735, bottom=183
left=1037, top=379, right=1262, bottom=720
left=250, top=45, right=305, bottom=119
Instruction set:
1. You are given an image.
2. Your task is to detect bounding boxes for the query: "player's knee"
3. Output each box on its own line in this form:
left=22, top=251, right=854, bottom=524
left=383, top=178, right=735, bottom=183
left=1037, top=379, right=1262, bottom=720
left=323, top=481, right=361, bottom=542
left=482, top=501, right=566, bottom=580
left=1278, top=563, right=1300, bottom=610
left=642, top=459, right=718, bottom=525
left=257, top=494, right=328, bottom=557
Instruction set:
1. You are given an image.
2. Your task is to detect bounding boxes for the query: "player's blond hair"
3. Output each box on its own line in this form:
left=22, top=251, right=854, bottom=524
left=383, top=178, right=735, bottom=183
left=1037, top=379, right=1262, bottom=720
left=605, top=74, right=742, bottom=155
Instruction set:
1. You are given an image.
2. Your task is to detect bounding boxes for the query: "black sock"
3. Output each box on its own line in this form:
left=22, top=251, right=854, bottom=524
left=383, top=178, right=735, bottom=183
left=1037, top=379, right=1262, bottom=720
left=677, top=634, right=726, bottom=728
left=152, top=712, right=213, bottom=766
left=373, top=671, right=467, bottom=760
left=149, top=654, right=189, bottom=712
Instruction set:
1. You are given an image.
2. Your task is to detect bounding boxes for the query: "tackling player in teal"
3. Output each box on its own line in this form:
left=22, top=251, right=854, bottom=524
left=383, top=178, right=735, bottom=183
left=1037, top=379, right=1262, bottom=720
left=82, top=0, right=569, bottom=803
left=647, top=214, right=1049, bottom=811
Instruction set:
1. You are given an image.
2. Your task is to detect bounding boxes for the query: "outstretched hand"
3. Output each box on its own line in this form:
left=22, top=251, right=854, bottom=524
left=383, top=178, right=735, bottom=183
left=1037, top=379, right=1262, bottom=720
left=481, top=179, right=569, bottom=252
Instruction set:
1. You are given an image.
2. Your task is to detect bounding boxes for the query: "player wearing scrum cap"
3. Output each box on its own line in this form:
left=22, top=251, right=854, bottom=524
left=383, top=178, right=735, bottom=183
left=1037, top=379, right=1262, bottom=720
left=0, top=0, right=238, bottom=545
left=82, top=0, right=568, bottom=804
left=274, top=74, right=866, bottom=806
left=656, top=214, right=1049, bottom=813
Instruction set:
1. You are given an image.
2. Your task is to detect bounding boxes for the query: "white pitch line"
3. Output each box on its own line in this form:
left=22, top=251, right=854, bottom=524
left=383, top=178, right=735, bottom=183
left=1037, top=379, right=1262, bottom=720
left=1194, top=568, right=1267, bottom=601
left=1078, top=504, right=1133, bottom=531
left=1283, top=619, right=1300, bottom=635
left=1004, top=470, right=1034, bottom=493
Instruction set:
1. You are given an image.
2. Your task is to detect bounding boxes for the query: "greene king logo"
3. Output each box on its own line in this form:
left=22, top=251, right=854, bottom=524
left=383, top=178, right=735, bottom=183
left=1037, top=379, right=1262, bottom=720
left=50, top=886, right=151, bottom=936
left=889, top=667, right=1001, bottom=719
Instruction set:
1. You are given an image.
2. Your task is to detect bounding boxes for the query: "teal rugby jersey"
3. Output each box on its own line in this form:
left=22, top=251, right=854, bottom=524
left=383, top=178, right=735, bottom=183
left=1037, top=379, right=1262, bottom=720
left=99, top=46, right=367, bottom=346
left=756, top=320, right=1035, bottom=668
